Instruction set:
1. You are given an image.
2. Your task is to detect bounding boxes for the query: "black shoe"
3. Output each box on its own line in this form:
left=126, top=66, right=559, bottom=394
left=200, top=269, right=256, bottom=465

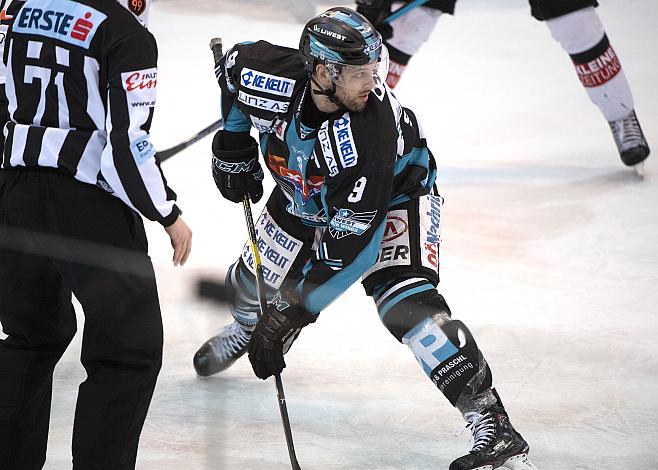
left=193, top=322, right=250, bottom=377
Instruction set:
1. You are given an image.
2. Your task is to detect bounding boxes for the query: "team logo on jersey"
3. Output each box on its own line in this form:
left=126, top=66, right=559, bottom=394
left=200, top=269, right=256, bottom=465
left=121, top=68, right=157, bottom=108
left=240, top=68, right=295, bottom=98
left=127, top=0, right=147, bottom=16
left=238, top=91, right=289, bottom=113
left=332, top=114, right=358, bottom=169
left=267, top=153, right=323, bottom=203
left=329, top=209, right=376, bottom=239
left=13, top=0, right=107, bottom=49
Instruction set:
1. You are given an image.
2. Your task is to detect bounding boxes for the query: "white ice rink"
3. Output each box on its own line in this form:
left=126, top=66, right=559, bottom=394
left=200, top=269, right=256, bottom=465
left=32, top=0, right=658, bottom=468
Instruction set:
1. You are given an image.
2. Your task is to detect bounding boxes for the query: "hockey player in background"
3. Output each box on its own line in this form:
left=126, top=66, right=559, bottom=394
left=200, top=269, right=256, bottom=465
left=355, top=0, right=650, bottom=170
left=193, top=7, right=537, bottom=469
left=0, top=0, right=192, bottom=469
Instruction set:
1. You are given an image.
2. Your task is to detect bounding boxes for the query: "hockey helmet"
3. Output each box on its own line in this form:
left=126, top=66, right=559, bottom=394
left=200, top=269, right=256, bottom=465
left=299, top=7, right=383, bottom=79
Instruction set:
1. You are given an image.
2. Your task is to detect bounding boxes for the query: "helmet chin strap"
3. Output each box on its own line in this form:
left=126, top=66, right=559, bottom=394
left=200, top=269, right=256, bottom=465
left=309, top=74, right=348, bottom=111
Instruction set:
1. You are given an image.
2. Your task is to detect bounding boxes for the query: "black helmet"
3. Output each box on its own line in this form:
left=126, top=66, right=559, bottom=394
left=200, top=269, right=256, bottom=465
left=299, top=7, right=383, bottom=76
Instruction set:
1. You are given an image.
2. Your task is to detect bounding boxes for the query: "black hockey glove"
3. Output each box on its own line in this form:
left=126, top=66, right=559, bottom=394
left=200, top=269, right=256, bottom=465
left=248, top=294, right=316, bottom=380
left=355, top=0, right=393, bottom=40
left=211, top=131, right=264, bottom=203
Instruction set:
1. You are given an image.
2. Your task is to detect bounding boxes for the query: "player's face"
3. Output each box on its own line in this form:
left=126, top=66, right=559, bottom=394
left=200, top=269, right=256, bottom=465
left=334, top=62, right=378, bottom=112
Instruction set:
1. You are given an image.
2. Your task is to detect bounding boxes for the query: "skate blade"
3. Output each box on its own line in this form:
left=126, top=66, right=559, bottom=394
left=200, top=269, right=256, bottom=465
left=633, top=162, right=645, bottom=178
left=502, top=452, right=539, bottom=470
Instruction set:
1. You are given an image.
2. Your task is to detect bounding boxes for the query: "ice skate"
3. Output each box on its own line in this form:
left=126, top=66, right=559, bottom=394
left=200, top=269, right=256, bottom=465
left=609, top=110, right=650, bottom=169
left=450, top=395, right=538, bottom=470
left=193, top=321, right=251, bottom=377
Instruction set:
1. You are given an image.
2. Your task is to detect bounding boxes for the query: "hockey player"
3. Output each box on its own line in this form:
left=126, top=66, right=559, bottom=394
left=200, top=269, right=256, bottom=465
left=193, top=7, right=537, bottom=469
left=355, top=0, right=650, bottom=169
left=0, top=1, right=192, bottom=469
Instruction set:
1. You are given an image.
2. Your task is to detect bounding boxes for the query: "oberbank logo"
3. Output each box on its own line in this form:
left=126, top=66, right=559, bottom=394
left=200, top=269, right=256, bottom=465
left=13, top=0, right=107, bottom=50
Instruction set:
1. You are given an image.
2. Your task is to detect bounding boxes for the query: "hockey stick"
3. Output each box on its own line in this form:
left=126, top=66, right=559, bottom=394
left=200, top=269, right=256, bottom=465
left=242, top=195, right=302, bottom=470
left=208, top=36, right=302, bottom=469
left=156, top=118, right=222, bottom=162
left=383, top=0, right=430, bottom=23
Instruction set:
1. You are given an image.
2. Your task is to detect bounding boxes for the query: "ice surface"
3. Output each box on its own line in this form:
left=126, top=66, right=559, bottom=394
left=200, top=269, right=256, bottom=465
left=24, top=0, right=658, bottom=468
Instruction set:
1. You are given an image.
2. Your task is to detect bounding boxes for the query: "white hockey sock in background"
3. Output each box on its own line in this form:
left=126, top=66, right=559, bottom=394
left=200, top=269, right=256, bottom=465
left=546, top=6, right=634, bottom=122
left=387, top=2, right=442, bottom=57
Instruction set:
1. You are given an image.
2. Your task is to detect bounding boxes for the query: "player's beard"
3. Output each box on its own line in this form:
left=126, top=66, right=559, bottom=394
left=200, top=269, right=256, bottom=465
left=336, top=88, right=370, bottom=113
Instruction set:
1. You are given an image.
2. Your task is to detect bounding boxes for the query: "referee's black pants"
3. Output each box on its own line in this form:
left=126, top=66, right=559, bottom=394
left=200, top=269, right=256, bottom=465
left=0, top=170, right=163, bottom=470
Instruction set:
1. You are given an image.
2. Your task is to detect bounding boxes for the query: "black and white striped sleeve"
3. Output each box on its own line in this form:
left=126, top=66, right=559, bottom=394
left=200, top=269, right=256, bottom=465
left=100, top=30, right=180, bottom=227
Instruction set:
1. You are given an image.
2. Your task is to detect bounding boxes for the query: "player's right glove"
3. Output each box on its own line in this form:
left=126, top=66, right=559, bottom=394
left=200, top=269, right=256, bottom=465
left=248, top=293, right=316, bottom=380
left=355, top=0, right=394, bottom=40
left=211, top=130, right=264, bottom=203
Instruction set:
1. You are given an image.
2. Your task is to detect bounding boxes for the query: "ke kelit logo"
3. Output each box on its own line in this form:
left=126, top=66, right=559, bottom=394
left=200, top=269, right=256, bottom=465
left=240, top=68, right=295, bottom=97
left=383, top=216, right=407, bottom=242
left=128, top=0, right=146, bottom=16
left=267, top=153, right=323, bottom=203
left=332, top=115, right=358, bottom=169
left=329, top=209, right=376, bottom=239
left=13, top=0, right=107, bottom=49
left=573, top=45, right=622, bottom=88
left=241, top=208, right=303, bottom=289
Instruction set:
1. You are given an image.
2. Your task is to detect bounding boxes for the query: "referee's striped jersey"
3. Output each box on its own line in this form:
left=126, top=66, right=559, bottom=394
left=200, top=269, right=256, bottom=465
left=1, top=0, right=180, bottom=226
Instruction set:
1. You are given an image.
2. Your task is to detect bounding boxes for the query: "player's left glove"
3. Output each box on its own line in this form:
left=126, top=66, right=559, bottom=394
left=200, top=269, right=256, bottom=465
left=248, top=294, right=316, bottom=380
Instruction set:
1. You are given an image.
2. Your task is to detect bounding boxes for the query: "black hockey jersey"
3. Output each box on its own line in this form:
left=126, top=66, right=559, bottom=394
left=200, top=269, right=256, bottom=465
left=1, top=0, right=179, bottom=226
left=219, top=40, right=437, bottom=313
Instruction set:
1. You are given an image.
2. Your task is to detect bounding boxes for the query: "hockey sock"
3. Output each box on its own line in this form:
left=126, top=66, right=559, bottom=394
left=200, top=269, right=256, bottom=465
left=546, top=6, right=635, bottom=122
left=403, top=317, right=492, bottom=407
left=385, top=2, right=442, bottom=88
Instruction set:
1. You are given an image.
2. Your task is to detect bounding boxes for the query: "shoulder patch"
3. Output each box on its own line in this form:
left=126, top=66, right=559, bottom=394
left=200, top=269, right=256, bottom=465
left=12, top=0, right=107, bottom=49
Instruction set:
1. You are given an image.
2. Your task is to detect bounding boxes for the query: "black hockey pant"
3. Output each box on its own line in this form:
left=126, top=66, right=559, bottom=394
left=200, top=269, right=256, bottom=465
left=0, top=170, right=163, bottom=470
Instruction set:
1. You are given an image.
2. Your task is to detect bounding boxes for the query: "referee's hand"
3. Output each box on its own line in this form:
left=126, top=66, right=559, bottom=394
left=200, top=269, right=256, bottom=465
left=164, top=216, right=193, bottom=266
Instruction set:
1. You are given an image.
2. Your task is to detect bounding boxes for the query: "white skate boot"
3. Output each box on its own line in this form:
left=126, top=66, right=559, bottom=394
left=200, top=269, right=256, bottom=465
left=193, top=321, right=251, bottom=377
